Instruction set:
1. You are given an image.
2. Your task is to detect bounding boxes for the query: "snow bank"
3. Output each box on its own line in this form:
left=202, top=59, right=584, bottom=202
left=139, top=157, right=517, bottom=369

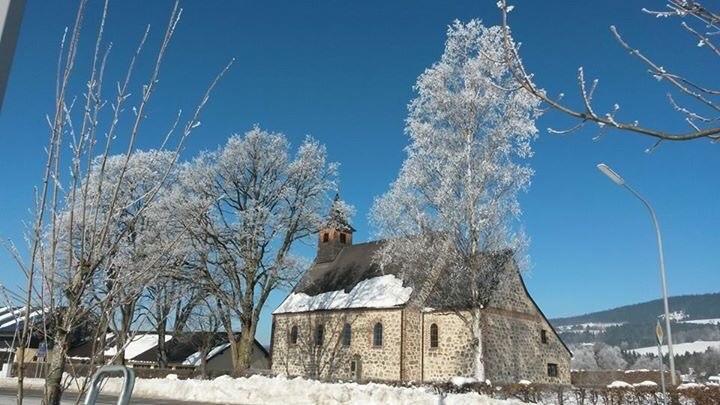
left=451, top=376, right=479, bottom=386
left=677, top=383, right=705, bottom=390
left=274, top=275, right=413, bottom=314
left=0, top=375, right=527, bottom=405
left=633, top=381, right=657, bottom=387
left=607, top=381, right=632, bottom=388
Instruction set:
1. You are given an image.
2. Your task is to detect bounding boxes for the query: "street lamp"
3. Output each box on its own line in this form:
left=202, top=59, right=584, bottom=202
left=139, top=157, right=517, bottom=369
left=596, top=163, right=677, bottom=385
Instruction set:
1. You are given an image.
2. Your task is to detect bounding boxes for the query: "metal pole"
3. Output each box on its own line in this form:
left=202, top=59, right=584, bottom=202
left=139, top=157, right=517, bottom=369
left=624, top=184, right=677, bottom=385
left=657, top=337, right=668, bottom=405
left=0, top=0, right=26, bottom=112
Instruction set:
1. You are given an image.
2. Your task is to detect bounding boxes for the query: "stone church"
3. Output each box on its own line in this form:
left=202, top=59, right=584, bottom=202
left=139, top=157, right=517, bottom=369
left=270, top=197, right=571, bottom=384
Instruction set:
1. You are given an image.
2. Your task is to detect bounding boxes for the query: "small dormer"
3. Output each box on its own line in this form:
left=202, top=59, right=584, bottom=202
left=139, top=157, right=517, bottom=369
left=317, top=194, right=355, bottom=263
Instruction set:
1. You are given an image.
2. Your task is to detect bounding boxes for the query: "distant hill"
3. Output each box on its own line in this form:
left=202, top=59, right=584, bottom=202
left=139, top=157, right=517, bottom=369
left=553, top=292, right=720, bottom=326
left=551, top=292, right=720, bottom=349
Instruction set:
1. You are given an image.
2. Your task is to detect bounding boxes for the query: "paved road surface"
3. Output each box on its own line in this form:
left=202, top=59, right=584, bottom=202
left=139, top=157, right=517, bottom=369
left=0, top=387, right=221, bottom=404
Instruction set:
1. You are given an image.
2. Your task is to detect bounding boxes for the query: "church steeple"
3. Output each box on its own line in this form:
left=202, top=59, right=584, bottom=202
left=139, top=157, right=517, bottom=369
left=316, top=194, right=355, bottom=263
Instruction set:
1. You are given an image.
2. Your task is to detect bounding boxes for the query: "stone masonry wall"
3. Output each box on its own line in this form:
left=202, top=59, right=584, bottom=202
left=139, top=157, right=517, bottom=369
left=421, top=311, right=475, bottom=381
left=271, top=308, right=403, bottom=382
left=272, top=262, right=571, bottom=385
left=400, top=307, right=422, bottom=381
left=481, top=262, right=571, bottom=384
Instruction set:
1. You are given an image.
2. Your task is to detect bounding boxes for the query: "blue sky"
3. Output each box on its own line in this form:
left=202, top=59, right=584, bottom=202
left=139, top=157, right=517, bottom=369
left=0, top=1, right=718, bottom=345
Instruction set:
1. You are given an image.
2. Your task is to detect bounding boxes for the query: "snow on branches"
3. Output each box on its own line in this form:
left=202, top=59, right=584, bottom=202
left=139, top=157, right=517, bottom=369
left=371, top=19, right=541, bottom=379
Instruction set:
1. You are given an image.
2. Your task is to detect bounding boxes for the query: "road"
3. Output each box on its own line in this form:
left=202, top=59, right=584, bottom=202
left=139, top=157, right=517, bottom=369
left=0, top=387, right=220, bottom=404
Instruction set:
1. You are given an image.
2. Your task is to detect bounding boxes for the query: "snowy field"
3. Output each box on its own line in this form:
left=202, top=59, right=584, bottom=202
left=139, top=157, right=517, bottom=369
left=680, top=318, right=720, bottom=325
left=0, top=375, right=527, bottom=405
left=629, top=340, right=720, bottom=356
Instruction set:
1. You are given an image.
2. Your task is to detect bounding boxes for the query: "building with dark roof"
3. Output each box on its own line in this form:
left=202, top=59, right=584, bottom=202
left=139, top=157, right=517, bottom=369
left=67, top=331, right=269, bottom=372
left=270, top=196, right=571, bottom=384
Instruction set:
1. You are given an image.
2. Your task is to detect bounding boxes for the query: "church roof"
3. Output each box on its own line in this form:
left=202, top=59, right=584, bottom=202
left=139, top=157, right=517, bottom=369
left=293, top=240, right=397, bottom=297
left=274, top=238, right=571, bottom=355
left=274, top=241, right=512, bottom=314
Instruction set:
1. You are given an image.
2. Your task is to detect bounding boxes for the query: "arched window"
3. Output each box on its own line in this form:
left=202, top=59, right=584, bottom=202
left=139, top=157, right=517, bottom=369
left=430, top=323, right=439, bottom=348
left=341, top=323, right=351, bottom=346
left=289, top=325, right=298, bottom=345
left=339, top=233, right=347, bottom=244
left=314, top=324, right=324, bottom=346
left=373, top=322, right=383, bottom=347
left=322, top=233, right=329, bottom=242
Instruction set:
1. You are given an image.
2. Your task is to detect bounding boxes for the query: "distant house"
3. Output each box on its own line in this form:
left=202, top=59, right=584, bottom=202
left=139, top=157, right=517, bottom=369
left=68, top=332, right=270, bottom=371
left=0, top=306, right=48, bottom=363
left=181, top=340, right=270, bottom=372
left=271, top=196, right=571, bottom=384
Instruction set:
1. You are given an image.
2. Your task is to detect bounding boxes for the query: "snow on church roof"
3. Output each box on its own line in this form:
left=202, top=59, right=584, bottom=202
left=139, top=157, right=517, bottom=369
left=273, top=274, right=412, bottom=314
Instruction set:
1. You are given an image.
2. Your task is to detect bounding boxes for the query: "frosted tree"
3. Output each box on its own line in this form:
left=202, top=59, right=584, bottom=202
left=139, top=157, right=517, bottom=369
left=178, top=126, right=337, bottom=373
left=12, top=0, right=231, bottom=402
left=61, top=151, right=180, bottom=365
left=570, top=345, right=600, bottom=371
left=498, top=0, right=720, bottom=147
left=631, top=355, right=659, bottom=371
left=595, top=344, right=628, bottom=370
left=141, top=177, right=208, bottom=368
left=371, top=20, right=541, bottom=380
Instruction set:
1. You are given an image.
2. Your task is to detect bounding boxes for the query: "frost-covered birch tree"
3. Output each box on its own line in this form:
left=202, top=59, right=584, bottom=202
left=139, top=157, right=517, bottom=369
left=13, top=1, right=230, bottom=403
left=178, top=126, right=337, bottom=373
left=371, top=20, right=541, bottom=380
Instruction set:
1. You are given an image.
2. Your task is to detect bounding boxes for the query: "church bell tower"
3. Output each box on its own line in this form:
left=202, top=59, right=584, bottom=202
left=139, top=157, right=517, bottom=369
left=316, top=194, right=355, bottom=263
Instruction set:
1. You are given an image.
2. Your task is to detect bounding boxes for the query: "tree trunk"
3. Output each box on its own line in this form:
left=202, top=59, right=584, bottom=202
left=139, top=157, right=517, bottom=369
left=231, top=318, right=257, bottom=375
left=200, top=345, right=210, bottom=379
left=114, top=301, right=136, bottom=365
left=156, top=320, right=168, bottom=369
left=43, top=326, right=71, bottom=405
left=472, top=307, right=485, bottom=381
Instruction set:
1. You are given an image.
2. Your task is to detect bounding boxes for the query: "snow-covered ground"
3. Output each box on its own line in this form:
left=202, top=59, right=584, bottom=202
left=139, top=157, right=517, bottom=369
left=629, top=340, right=720, bottom=356
left=680, top=318, right=720, bottom=325
left=659, top=310, right=688, bottom=322
left=556, top=322, right=625, bottom=335
left=0, top=375, right=526, bottom=405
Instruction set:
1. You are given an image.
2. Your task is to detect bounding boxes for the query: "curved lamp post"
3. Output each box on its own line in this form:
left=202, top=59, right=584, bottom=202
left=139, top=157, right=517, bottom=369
left=596, top=163, right=676, bottom=385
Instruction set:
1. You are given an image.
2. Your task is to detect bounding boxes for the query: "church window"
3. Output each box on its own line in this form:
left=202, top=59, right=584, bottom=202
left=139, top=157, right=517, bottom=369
left=314, top=324, right=324, bottom=346
left=341, top=323, right=351, bottom=346
left=547, top=363, right=558, bottom=377
left=430, top=323, right=439, bottom=348
left=373, top=322, right=383, bottom=347
left=290, top=325, right=298, bottom=345
left=323, top=233, right=329, bottom=242
left=339, top=233, right=347, bottom=244
left=541, top=329, right=548, bottom=344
